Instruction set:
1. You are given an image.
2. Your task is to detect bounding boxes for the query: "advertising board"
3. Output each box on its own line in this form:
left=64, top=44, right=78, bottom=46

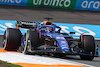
left=0, top=0, right=27, bottom=6
left=26, top=0, right=77, bottom=9
left=0, top=0, right=100, bottom=11
left=75, top=0, right=100, bottom=11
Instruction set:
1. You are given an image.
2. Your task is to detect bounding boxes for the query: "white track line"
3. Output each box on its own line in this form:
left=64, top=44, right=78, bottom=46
left=0, top=52, right=95, bottom=67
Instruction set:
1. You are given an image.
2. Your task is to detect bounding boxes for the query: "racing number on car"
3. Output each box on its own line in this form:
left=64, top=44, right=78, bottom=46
left=60, top=26, right=96, bottom=36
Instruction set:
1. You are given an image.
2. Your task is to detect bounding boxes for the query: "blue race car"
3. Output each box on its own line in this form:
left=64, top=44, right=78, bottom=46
left=3, top=18, right=99, bottom=60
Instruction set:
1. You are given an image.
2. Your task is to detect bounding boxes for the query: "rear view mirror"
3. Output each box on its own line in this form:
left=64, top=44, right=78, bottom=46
left=70, top=32, right=75, bottom=34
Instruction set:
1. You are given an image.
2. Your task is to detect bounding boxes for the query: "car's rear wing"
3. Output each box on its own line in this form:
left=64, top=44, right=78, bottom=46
left=16, top=21, right=40, bottom=29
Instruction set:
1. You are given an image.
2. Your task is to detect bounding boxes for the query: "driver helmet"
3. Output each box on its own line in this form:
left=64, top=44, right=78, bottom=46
left=49, top=27, right=53, bottom=33
left=45, top=27, right=53, bottom=33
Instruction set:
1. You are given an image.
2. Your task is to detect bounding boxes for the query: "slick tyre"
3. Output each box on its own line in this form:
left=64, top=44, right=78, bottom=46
left=80, top=35, right=95, bottom=60
left=3, top=28, right=22, bottom=51
left=23, top=30, right=39, bottom=54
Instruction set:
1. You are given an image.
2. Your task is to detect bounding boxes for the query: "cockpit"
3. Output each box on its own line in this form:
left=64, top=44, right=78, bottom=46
left=39, top=25, right=61, bottom=33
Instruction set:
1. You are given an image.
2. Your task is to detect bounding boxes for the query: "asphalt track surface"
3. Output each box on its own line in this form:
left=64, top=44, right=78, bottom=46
left=0, top=5, right=100, bottom=25
left=0, top=5, right=100, bottom=67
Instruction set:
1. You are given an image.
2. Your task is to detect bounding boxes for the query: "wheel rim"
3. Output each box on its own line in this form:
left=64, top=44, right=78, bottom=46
left=23, top=34, right=31, bottom=54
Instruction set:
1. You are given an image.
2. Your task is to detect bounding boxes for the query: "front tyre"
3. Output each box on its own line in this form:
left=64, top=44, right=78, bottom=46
left=80, top=35, right=95, bottom=60
left=23, top=30, right=39, bottom=54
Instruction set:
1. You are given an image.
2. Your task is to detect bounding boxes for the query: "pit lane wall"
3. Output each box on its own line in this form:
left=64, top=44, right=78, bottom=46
left=0, top=0, right=100, bottom=11
left=0, top=20, right=100, bottom=40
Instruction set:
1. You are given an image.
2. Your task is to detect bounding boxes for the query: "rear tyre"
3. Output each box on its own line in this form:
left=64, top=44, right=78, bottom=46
left=80, top=35, right=95, bottom=60
left=23, top=30, right=39, bottom=54
left=3, top=28, right=22, bottom=51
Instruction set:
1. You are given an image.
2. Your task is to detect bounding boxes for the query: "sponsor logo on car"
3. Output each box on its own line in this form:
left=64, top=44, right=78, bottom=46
left=56, top=37, right=65, bottom=39
left=21, top=21, right=36, bottom=25
left=61, top=41, right=66, bottom=43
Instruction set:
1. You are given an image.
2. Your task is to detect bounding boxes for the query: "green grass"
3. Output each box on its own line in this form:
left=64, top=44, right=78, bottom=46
left=0, top=60, right=22, bottom=67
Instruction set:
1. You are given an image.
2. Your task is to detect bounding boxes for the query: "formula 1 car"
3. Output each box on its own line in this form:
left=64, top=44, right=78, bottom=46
left=3, top=18, right=99, bottom=60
